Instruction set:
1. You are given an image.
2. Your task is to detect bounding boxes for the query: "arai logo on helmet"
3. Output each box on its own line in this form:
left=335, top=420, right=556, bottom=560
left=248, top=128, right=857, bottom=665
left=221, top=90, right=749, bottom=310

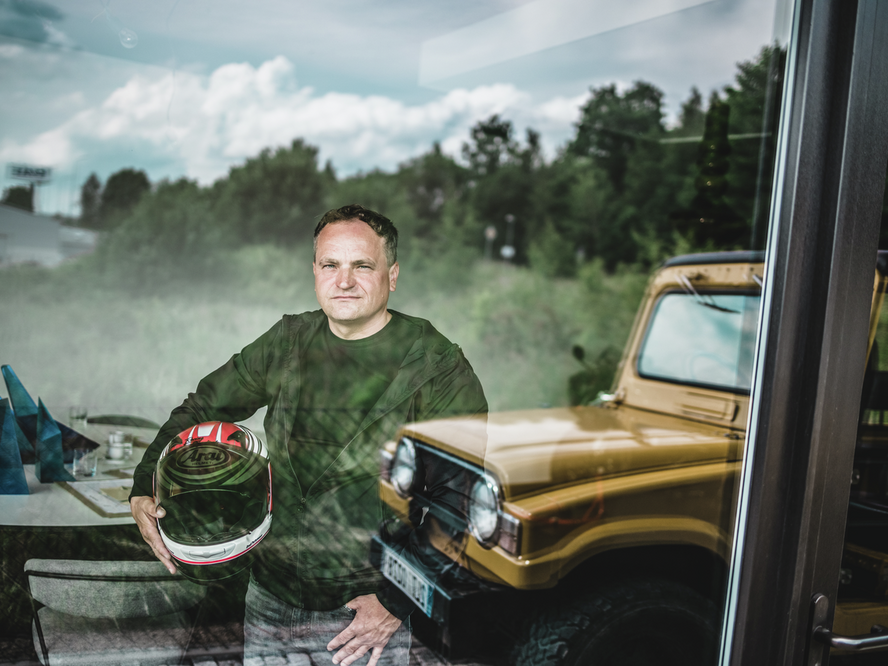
left=178, top=445, right=230, bottom=469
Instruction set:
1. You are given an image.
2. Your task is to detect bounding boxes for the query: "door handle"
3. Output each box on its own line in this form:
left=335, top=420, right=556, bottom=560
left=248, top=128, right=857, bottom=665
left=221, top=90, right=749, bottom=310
left=809, top=593, right=888, bottom=665
left=813, top=624, right=888, bottom=651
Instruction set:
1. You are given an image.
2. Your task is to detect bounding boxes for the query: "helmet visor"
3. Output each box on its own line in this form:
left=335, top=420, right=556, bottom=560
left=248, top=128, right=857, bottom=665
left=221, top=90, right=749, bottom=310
left=160, top=488, right=268, bottom=545
left=156, top=442, right=270, bottom=546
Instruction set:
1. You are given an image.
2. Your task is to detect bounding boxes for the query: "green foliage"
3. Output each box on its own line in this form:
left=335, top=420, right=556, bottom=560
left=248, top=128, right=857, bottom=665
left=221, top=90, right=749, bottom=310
left=462, top=114, right=520, bottom=176
left=568, top=345, right=622, bottom=406
left=213, top=243, right=318, bottom=310
left=570, top=81, right=665, bottom=192
left=214, top=139, right=332, bottom=245
left=79, top=173, right=101, bottom=228
left=396, top=142, right=468, bottom=228
left=330, top=170, right=417, bottom=244
left=528, top=220, right=577, bottom=278
left=670, top=96, right=748, bottom=247
left=460, top=264, right=586, bottom=407
left=92, top=178, right=220, bottom=291
left=462, top=117, right=543, bottom=263
left=1, top=184, right=34, bottom=212
left=0, top=247, right=648, bottom=415
left=98, top=168, right=151, bottom=231
left=395, top=201, right=483, bottom=302
left=724, top=45, right=785, bottom=249
left=677, top=88, right=706, bottom=138
left=578, top=259, right=648, bottom=335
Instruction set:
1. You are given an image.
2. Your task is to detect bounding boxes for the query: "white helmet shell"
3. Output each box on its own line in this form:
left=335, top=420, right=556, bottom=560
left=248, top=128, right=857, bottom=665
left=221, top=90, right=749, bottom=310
left=154, top=421, right=272, bottom=582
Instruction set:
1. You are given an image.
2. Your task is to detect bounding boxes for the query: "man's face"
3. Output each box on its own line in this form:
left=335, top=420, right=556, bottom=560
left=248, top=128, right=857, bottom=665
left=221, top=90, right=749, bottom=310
left=313, top=220, right=399, bottom=339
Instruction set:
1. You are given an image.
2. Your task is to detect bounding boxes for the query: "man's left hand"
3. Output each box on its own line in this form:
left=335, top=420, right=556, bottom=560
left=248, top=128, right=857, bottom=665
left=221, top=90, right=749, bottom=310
left=327, top=594, right=402, bottom=666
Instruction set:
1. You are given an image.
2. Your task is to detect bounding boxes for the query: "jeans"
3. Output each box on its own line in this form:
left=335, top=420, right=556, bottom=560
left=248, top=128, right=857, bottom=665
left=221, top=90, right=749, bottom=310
left=243, top=577, right=411, bottom=666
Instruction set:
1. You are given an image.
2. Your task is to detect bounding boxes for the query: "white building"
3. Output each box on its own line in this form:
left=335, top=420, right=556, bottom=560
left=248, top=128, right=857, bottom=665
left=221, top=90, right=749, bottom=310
left=0, top=204, right=98, bottom=268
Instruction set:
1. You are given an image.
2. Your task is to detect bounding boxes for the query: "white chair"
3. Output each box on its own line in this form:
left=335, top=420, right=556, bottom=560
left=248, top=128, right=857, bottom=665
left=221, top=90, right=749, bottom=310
left=25, top=559, right=207, bottom=666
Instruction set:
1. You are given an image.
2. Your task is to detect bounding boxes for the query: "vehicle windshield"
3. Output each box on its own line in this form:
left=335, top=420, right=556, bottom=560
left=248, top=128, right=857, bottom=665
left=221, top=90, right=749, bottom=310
left=638, top=292, right=760, bottom=392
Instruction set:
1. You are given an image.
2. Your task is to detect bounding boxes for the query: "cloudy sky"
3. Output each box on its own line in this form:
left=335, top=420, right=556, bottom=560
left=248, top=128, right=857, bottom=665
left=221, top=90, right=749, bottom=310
left=0, top=0, right=784, bottom=216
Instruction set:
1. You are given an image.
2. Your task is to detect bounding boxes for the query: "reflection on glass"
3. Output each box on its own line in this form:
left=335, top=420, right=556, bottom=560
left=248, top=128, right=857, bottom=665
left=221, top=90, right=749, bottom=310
left=0, top=0, right=788, bottom=664
left=838, top=262, right=888, bottom=639
left=639, top=293, right=761, bottom=391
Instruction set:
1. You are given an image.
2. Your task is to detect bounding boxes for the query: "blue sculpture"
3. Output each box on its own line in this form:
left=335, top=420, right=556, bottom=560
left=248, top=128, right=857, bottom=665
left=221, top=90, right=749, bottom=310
left=35, top=399, right=74, bottom=483
left=0, top=398, right=33, bottom=460
left=1, top=365, right=100, bottom=458
left=0, top=400, right=28, bottom=494
left=1, top=365, right=38, bottom=443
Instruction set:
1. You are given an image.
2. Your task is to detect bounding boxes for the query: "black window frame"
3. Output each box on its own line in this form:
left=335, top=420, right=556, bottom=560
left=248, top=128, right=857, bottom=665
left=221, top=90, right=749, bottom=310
left=720, top=0, right=888, bottom=664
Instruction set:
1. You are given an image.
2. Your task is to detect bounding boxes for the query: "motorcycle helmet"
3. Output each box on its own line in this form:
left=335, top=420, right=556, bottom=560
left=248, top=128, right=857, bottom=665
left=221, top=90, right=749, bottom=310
left=154, top=421, right=272, bottom=582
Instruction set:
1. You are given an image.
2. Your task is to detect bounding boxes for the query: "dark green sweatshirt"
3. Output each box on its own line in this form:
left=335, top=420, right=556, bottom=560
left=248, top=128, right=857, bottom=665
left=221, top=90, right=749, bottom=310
left=131, top=309, right=487, bottom=618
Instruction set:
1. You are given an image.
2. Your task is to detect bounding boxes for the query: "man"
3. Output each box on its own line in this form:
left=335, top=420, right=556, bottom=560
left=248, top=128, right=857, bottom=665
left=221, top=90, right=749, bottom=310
left=130, top=204, right=487, bottom=666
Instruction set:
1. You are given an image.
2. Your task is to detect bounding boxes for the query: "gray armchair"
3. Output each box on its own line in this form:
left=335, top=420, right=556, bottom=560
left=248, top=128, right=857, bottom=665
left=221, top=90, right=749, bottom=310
left=25, top=559, right=206, bottom=666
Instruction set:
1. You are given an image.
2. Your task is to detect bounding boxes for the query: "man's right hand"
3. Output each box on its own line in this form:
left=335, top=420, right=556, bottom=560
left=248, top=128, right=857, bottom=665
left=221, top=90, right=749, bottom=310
left=130, top=496, right=177, bottom=574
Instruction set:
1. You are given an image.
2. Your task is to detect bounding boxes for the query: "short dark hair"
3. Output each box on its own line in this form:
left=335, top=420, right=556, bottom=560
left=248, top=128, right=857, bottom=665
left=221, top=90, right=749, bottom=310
left=313, top=204, right=398, bottom=266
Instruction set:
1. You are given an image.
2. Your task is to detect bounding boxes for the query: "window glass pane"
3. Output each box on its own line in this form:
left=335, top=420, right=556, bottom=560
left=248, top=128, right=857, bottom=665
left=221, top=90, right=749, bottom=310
left=638, top=293, right=760, bottom=391
left=832, top=182, right=888, bottom=663
left=0, top=1, right=790, bottom=665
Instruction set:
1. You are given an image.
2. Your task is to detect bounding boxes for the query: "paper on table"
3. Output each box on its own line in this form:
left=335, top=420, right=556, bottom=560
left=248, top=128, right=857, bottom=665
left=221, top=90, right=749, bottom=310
left=59, top=478, right=134, bottom=518
left=100, top=485, right=132, bottom=503
left=104, top=466, right=137, bottom=479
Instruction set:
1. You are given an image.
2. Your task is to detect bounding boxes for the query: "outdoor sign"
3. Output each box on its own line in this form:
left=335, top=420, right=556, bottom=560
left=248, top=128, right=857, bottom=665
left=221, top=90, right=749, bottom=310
left=7, top=164, right=52, bottom=183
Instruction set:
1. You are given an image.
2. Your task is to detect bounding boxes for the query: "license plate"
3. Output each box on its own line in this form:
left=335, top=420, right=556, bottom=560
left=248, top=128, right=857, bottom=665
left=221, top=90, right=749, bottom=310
left=380, top=545, right=434, bottom=617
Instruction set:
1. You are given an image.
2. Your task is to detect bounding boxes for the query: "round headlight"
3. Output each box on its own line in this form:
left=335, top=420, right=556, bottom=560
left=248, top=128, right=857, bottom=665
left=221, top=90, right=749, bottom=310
left=391, top=438, right=417, bottom=497
left=469, top=474, right=500, bottom=546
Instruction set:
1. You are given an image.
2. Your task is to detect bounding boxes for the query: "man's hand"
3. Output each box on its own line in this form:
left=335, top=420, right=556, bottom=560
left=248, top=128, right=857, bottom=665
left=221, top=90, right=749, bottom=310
left=327, top=594, right=402, bottom=666
left=130, top=496, right=177, bottom=575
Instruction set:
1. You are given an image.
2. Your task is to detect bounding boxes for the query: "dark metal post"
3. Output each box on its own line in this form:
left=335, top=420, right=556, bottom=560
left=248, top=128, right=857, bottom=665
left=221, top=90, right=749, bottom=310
left=721, top=0, right=888, bottom=664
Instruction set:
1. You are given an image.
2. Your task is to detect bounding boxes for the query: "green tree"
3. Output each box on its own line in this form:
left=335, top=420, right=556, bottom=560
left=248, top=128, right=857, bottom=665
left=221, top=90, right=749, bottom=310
left=99, top=168, right=151, bottom=230
left=98, top=178, right=218, bottom=289
left=724, top=45, right=785, bottom=249
left=564, top=159, right=624, bottom=267
left=1, top=185, right=34, bottom=212
left=463, top=117, right=544, bottom=263
left=668, top=94, right=746, bottom=247
left=79, top=173, right=102, bottom=228
left=528, top=219, right=577, bottom=278
left=660, top=47, right=785, bottom=252
left=331, top=169, right=416, bottom=240
left=556, top=81, right=673, bottom=268
left=659, top=88, right=709, bottom=212
left=396, top=142, right=468, bottom=228
left=462, top=114, right=519, bottom=176
left=569, top=82, right=665, bottom=193
left=693, top=98, right=743, bottom=232
left=214, top=139, right=331, bottom=244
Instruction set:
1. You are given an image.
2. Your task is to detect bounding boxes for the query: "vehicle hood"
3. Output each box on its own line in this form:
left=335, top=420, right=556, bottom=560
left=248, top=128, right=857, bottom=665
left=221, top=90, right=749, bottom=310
left=399, top=405, right=743, bottom=499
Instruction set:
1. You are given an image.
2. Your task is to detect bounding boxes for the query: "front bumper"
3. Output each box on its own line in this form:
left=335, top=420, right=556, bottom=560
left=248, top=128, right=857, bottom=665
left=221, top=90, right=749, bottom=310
left=370, top=535, right=510, bottom=626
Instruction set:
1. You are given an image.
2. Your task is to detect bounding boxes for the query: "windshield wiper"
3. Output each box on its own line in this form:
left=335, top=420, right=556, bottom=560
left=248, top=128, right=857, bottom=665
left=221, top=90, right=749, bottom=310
left=678, top=274, right=740, bottom=314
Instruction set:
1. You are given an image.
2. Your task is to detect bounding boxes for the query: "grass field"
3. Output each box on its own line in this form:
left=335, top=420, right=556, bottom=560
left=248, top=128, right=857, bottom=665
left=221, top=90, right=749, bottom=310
left=0, top=246, right=647, bottom=429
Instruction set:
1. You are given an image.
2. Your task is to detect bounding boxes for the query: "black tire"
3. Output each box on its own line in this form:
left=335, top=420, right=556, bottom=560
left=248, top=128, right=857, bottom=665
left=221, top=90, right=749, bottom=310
left=513, top=577, right=719, bottom=666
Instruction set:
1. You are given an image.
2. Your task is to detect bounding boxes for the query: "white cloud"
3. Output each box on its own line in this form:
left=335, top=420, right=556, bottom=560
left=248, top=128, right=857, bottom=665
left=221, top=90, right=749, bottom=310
left=42, top=22, right=78, bottom=50
left=0, top=55, right=586, bottom=184
left=0, top=43, right=24, bottom=58
left=0, top=124, right=74, bottom=166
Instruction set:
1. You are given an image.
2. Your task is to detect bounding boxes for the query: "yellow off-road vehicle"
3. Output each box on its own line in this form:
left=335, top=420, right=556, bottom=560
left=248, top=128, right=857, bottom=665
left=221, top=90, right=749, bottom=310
left=373, top=250, right=888, bottom=665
